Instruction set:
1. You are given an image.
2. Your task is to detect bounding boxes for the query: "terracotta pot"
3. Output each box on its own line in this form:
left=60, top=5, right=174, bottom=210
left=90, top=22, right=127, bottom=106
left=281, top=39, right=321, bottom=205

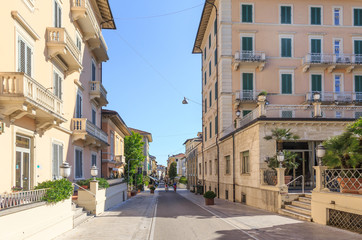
left=150, top=189, right=154, bottom=194
left=205, top=198, right=214, bottom=205
left=131, top=191, right=137, bottom=196
left=81, top=185, right=88, bottom=189
left=337, top=178, right=362, bottom=194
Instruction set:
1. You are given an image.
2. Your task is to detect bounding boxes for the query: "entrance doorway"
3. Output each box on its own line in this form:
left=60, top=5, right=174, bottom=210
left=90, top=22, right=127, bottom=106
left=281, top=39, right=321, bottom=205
left=15, top=135, right=31, bottom=191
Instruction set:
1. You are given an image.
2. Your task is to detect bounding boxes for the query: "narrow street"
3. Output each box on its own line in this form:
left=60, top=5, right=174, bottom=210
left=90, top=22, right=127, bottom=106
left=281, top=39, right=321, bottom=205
left=55, top=186, right=361, bottom=240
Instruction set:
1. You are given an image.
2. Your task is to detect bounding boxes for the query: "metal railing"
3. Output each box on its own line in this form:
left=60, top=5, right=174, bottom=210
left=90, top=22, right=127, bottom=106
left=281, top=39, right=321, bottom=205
left=72, top=183, right=95, bottom=197
left=235, top=90, right=258, bottom=101
left=235, top=51, right=266, bottom=62
left=328, top=209, right=362, bottom=234
left=305, top=91, right=359, bottom=103
left=286, top=175, right=304, bottom=193
left=239, top=107, right=260, bottom=128
left=0, top=189, right=48, bottom=210
left=0, top=72, right=63, bottom=116
left=263, top=169, right=277, bottom=186
left=303, top=53, right=362, bottom=65
left=324, top=169, right=362, bottom=193
left=71, top=118, right=108, bottom=143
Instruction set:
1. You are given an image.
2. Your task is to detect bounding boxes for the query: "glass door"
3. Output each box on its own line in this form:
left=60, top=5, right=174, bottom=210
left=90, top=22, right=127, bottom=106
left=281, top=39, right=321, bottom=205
left=311, top=39, right=322, bottom=62
left=15, top=135, right=31, bottom=191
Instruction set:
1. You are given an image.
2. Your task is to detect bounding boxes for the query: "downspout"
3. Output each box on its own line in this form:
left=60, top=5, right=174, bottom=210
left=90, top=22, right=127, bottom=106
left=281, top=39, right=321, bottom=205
left=232, top=133, right=235, bottom=202
left=206, top=0, right=220, bottom=198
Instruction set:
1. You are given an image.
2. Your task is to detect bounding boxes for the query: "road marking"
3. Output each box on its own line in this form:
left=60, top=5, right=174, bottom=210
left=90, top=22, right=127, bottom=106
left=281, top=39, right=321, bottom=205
left=178, top=192, right=260, bottom=240
left=148, top=191, right=158, bottom=240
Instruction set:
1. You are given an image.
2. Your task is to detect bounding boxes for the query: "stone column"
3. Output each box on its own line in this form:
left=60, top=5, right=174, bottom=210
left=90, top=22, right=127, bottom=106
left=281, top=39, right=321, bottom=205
left=257, top=95, right=266, bottom=117
left=276, top=168, right=287, bottom=193
left=313, top=166, right=329, bottom=192
left=313, top=102, right=322, bottom=117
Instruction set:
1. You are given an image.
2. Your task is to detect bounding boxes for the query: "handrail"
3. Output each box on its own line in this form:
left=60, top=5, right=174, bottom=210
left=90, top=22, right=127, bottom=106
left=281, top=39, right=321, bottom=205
left=286, top=175, right=304, bottom=193
left=72, top=183, right=95, bottom=197
left=324, top=176, right=339, bottom=186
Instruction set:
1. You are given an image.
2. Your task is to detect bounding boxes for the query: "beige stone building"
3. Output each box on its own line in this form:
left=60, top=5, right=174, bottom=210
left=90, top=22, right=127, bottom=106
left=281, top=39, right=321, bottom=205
left=184, top=134, right=202, bottom=189
left=193, top=0, right=362, bottom=212
left=101, top=109, right=131, bottom=179
left=0, top=0, right=115, bottom=192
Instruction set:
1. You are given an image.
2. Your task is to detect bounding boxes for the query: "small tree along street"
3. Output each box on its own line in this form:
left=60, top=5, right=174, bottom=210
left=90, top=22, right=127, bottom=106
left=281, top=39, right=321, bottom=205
left=168, top=162, right=177, bottom=182
left=124, top=131, right=145, bottom=188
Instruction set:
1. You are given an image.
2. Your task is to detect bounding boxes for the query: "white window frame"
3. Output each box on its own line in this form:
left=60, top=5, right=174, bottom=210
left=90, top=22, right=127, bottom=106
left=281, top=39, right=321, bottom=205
left=279, top=69, right=295, bottom=94
left=309, top=35, right=324, bottom=54
left=352, top=7, right=362, bottom=27
left=51, top=140, right=64, bottom=180
left=53, top=0, right=62, bottom=28
left=240, top=32, right=255, bottom=52
left=240, top=3, right=255, bottom=23
left=279, top=34, right=294, bottom=58
left=91, top=152, right=97, bottom=167
left=240, top=69, right=256, bottom=92
left=333, top=38, right=344, bottom=56
left=75, top=91, right=83, bottom=118
left=333, top=73, right=344, bottom=93
left=309, top=71, right=324, bottom=93
left=309, top=5, right=323, bottom=25
left=279, top=4, right=293, bottom=24
left=332, top=6, right=343, bottom=26
left=16, top=31, right=34, bottom=77
left=74, top=146, right=84, bottom=180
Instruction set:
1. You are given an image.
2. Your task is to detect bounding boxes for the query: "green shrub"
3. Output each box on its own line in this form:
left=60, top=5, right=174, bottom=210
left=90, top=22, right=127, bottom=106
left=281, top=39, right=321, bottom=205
left=150, top=186, right=155, bottom=191
left=179, top=176, right=188, bottom=184
left=35, top=179, right=73, bottom=203
left=76, top=178, right=110, bottom=189
left=203, top=191, right=216, bottom=199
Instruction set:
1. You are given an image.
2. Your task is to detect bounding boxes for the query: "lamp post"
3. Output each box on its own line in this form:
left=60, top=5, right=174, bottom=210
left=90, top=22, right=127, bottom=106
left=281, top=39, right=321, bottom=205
left=277, top=151, right=284, bottom=168
left=236, top=110, right=241, bottom=118
left=60, top=162, right=71, bottom=179
left=316, top=144, right=326, bottom=166
left=90, top=165, right=98, bottom=181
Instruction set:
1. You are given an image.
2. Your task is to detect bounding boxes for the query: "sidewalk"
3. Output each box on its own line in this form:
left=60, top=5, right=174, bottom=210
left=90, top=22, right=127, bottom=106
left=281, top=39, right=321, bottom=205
left=177, top=189, right=362, bottom=240
left=54, top=190, right=158, bottom=240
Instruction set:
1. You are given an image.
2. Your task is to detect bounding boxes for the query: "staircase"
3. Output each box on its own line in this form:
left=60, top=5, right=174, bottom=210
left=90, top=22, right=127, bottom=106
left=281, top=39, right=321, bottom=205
left=280, top=194, right=312, bottom=222
left=72, top=203, right=94, bottom=227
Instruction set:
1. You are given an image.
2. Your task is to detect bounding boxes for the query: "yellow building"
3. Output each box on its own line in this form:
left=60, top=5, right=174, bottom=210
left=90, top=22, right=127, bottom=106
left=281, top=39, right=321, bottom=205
left=193, top=0, right=362, bottom=214
left=0, top=0, right=115, bottom=192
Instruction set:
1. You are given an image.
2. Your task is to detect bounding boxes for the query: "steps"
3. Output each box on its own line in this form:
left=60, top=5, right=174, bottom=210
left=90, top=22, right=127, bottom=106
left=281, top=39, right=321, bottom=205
left=280, top=194, right=312, bottom=222
left=72, top=203, right=94, bottom=228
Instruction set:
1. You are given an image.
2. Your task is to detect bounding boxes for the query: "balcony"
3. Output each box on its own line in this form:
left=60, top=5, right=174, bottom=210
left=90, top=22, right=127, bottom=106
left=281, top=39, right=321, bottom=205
left=70, top=0, right=109, bottom=62
left=115, top=155, right=126, bottom=166
left=302, top=53, right=362, bottom=73
left=71, top=118, right=108, bottom=148
left=232, top=51, right=266, bottom=71
left=0, top=72, right=65, bottom=131
left=46, top=28, right=82, bottom=75
left=90, top=81, right=108, bottom=107
left=305, top=92, right=362, bottom=104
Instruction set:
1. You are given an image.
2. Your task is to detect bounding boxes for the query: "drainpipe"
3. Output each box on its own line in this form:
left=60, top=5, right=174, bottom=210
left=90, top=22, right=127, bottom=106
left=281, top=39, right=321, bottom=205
left=205, top=0, right=220, bottom=198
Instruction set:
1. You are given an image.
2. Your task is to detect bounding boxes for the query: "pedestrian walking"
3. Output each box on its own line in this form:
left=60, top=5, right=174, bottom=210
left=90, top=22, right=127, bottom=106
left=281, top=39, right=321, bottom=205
left=165, top=183, right=168, bottom=192
left=173, top=183, right=177, bottom=192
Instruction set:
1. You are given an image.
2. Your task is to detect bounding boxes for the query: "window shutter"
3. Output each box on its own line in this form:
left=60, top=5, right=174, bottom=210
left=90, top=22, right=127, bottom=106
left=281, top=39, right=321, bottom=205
left=54, top=1, right=58, bottom=27
left=209, top=61, right=211, bottom=76
left=247, top=5, right=252, bottom=22
left=52, top=144, right=58, bottom=179
left=214, top=19, right=217, bottom=35
left=215, top=81, right=218, bottom=99
left=243, top=73, right=253, bottom=90
left=54, top=72, right=58, bottom=97
left=312, top=75, right=322, bottom=92
left=209, top=121, right=212, bottom=138
left=287, top=7, right=291, bottom=23
left=355, top=40, right=362, bottom=54
left=204, top=71, right=206, bottom=85
left=242, top=5, right=247, bottom=22
left=26, top=46, right=32, bottom=76
left=209, top=91, right=212, bottom=107
left=58, top=7, right=62, bottom=28
left=58, top=74, right=62, bottom=99
left=214, top=48, right=217, bottom=65
left=355, top=76, right=362, bottom=92
left=92, top=62, right=96, bottom=81
left=18, top=39, right=26, bottom=73
left=215, top=115, right=218, bottom=134
left=59, top=145, right=63, bottom=174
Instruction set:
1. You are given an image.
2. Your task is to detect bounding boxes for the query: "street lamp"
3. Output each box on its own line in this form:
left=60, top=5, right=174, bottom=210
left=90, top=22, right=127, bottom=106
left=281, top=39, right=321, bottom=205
left=277, top=151, right=284, bottom=168
left=236, top=110, right=241, bottom=118
left=313, top=92, right=321, bottom=101
left=182, top=97, right=188, bottom=104
left=316, top=144, right=326, bottom=166
left=60, top=162, right=71, bottom=179
left=90, top=165, right=98, bottom=181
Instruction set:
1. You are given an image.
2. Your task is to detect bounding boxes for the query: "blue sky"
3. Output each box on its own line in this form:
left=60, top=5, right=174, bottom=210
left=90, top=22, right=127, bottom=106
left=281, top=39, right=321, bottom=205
left=102, top=1, right=204, bottom=166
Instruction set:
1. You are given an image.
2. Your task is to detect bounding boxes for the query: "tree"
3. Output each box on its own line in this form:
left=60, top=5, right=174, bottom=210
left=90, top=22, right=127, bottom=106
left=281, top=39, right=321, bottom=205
left=264, top=128, right=300, bottom=152
left=124, top=131, right=145, bottom=187
left=168, top=162, right=177, bottom=181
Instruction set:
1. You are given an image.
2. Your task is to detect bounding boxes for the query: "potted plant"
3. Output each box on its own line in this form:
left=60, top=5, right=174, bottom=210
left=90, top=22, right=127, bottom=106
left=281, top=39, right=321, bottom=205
left=11, top=186, right=23, bottom=192
left=265, top=150, right=299, bottom=184
left=203, top=191, right=217, bottom=205
left=257, top=91, right=267, bottom=101
left=150, top=186, right=155, bottom=194
left=76, top=180, right=89, bottom=189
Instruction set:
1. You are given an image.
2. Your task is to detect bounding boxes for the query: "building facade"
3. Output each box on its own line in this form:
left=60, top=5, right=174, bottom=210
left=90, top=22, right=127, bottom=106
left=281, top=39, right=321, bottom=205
left=101, top=109, right=131, bottom=179
left=0, top=0, right=115, bottom=191
left=167, top=153, right=185, bottom=177
left=184, top=135, right=202, bottom=189
left=193, top=0, right=362, bottom=210
left=129, top=128, right=153, bottom=175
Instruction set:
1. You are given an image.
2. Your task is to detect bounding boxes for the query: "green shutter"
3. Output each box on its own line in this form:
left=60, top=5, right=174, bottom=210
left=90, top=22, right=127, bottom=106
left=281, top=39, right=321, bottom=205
left=205, top=127, right=207, bottom=141
left=215, top=81, right=218, bottom=99
left=281, top=38, right=291, bottom=57
left=354, top=9, right=362, bottom=26
left=242, top=5, right=252, bottom=23
left=204, top=71, right=206, bottom=85
left=242, top=73, right=253, bottom=91
left=311, top=39, right=321, bottom=54
left=215, top=115, right=218, bottom=134
left=214, top=19, right=217, bottom=35
left=242, top=37, right=253, bottom=51
left=209, top=91, right=212, bottom=107
left=209, top=121, right=212, bottom=139
left=281, top=6, right=291, bottom=24
left=311, top=7, right=321, bottom=25
left=312, top=75, right=322, bottom=92
left=355, top=76, right=362, bottom=92
left=243, top=110, right=252, bottom=117
left=282, top=74, right=292, bottom=94
left=205, top=98, right=207, bottom=112
left=214, top=48, right=217, bottom=65
left=355, top=40, right=362, bottom=54
left=209, top=61, right=211, bottom=76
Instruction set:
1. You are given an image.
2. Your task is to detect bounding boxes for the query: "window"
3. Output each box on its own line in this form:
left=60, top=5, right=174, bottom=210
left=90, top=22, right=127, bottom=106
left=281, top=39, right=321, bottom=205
left=334, top=39, right=342, bottom=58
left=75, top=148, right=83, bottom=179
left=215, top=81, right=218, bottom=99
left=334, top=75, right=341, bottom=93
left=209, top=91, right=212, bottom=107
left=209, top=61, right=212, bottom=76
left=241, top=4, right=253, bottom=23
left=354, top=8, right=362, bottom=26
left=205, top=98, right=207, bottom=112
left=311, top=74, right=322, bottom=92
left=225, top=155, right=230, bottom=174
left=311, top=7, right=322, bottom=25
left=17, top=36, right=33, bottom=77
left=336, top=112, right=342, bottom=118
left=92, top=107, right=96, bottom=125
left=53, top=70, right=62, bottom=99
left=91, top=60, right=96, bottom=81
left=205, top=161, right=207, bottom=175
left=282, top=111, right=293, bottom=118
left=204, top=71, right=207, bottom=85
left=215, top=115, right=218, bottom=135
left=242, top=37, right=253, bottom=52
left=225, top=190, right=229, bottom=200
left=281, top=38, right=292, bottom=57
left=52, top=143, right=63, bottom=180
left=214, top=19, right=217, bottom=35
left=214, top=159, right=217, bottom=175
left=356, top=112, right=362, bottom=118
left=76, top=34, right=82, bottom=51
left=209, top=121, right=212, bottom=139
left=355, top=76, right=362, bottom=102
left=91, top=153, right=97, bottom=166
left=214, top=48, right=217, bottom=65
left=199, top=163, right=201, bottom=174
left=204, top=127, right=207, bottom=141
left=110, top=132, right=114, bottom=160
left=280, top=6, right=292, bottom=24
left=311, top=38, right=322, bottom=62
left=334, top=8, right=341, bottom=26
left=76, top=92, right=83, bottom=118
left=209, top=160, right=212, bottom=175
left=243, top=110, right=251, bottom=117
left=204, top=47, right=206, bottom=60
left=241, top=151, right=249, bottom=174
left=209, top=34, right=211, bottom=49
left=242, top=73, right=253, bottom=96
left=54, top=0, right=62, bottom=27
left=354, top=40, right=362, bottom=63
left=281, top=74, right=292, bottom=94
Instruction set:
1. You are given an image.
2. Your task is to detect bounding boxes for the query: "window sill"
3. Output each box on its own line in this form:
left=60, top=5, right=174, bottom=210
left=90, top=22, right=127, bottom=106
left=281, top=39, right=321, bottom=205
left=241, top=173, right=251, bottom=176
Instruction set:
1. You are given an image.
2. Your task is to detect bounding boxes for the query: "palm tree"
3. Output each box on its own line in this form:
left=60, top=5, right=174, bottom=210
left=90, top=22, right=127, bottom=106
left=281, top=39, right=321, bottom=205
left=264, top=128, right=300, bottom=152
